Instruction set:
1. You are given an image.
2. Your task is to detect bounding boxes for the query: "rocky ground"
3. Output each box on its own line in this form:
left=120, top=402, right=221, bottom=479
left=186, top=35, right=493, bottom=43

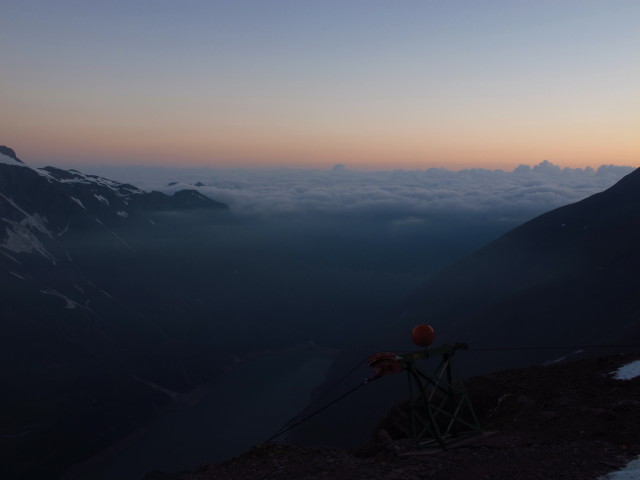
left=144, top=354, right=640, bottom=480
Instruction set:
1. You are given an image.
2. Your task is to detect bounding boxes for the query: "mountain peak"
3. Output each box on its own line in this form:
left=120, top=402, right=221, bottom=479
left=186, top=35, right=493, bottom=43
left=0, top=146, right=26, bottom=165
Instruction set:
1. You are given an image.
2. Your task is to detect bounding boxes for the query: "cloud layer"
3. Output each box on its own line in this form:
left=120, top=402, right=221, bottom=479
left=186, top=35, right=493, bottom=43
left=87, top=162, right=634, bottom=224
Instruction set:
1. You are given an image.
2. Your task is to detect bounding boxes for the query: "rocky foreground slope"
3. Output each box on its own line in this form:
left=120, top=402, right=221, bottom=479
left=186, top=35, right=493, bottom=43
left=147, top=353, right=640, bottom=480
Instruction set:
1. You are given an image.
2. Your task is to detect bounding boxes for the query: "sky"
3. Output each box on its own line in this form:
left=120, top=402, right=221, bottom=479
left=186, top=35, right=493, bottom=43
left=1, top=0, right=639, bottom=170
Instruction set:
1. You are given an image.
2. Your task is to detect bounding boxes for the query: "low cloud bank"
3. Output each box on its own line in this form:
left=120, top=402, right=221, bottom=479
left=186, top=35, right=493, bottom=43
left=86, top=161, right=634, bottom=223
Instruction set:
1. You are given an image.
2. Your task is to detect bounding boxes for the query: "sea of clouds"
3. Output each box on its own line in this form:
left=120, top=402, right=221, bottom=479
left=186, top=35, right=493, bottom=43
left=86, top=161, right=634, bottom=223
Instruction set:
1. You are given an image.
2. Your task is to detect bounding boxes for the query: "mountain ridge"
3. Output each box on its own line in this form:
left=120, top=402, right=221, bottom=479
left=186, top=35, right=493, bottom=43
left=399, top=165, right=640, bottom=350
left=0, top=147, right=231, bottom=479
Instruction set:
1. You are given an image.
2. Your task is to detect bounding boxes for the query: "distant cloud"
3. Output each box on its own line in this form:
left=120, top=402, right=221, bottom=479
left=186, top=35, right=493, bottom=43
left=85, top=162, right=634, bottom=223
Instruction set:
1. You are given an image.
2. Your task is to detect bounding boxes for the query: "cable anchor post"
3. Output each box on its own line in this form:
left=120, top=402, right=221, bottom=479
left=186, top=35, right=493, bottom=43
left=367, top=325, right=482, bottom=450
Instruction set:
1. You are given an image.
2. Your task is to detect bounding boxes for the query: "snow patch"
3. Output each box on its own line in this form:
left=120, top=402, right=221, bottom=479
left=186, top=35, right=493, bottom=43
left=2, top=220, right=57, bottom=263
left=110, top=229, right=135, bottom=252
left=94, top=194, right=110, bottom=206
left=45, top=169, right=145, bottom=200
left=0, top=152, right=28, bottom=167
left=0, top=250, right=20, bottom=264
left=23, top=212, right=51, bottom=237
left=117, top=210, right=128, bottom=217
left=36, top=168, right=57, bottom=182
left=612, top=360, right=640, bottom=380
left=598, top=457, right=640, bottom=479
left=0, top=194, right=53, bottom=237
left=40, top=289, right=79, bottom=309
left=10, top=271, right=25, bottom=280
left=58, top=220, right=70, bottom=237
left=70, top=196, right=86, bottom=210
left=100, top=289, right=112, bottom=298
left=134, top=376, right=179, bottom=401
left=0, top=194, right=56, bottom=262
left=94, top=219, right=135, bottom=252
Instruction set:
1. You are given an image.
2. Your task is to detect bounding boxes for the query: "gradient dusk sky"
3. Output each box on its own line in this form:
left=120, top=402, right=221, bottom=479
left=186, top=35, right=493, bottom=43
left=1, top=1, right=638, bottom=170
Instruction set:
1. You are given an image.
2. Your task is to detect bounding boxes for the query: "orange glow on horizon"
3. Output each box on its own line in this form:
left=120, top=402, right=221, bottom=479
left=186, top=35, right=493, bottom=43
left=16, top=137, right=638, bottom=172
left=4, top=102, right=637, bottom=171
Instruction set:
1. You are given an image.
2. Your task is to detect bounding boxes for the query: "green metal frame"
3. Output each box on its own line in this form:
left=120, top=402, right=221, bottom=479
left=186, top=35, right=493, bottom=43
left=399, top=345, right=482, bottom=449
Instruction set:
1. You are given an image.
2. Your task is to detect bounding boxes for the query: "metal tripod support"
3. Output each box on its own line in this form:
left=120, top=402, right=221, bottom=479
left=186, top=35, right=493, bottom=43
left=399, top=344, right=482, bottom=449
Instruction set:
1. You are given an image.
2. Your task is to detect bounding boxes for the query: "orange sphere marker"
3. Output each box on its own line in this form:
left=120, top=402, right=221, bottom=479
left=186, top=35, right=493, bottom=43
left=411, top=324, right=436, bottom=347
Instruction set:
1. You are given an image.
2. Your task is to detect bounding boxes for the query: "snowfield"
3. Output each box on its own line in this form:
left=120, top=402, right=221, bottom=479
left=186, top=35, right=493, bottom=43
left=612, top=360, right=640, bottom=380
left=599, top=457, right=640, bottom=479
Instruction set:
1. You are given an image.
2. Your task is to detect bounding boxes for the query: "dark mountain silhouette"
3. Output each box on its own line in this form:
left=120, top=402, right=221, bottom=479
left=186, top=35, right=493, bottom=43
left=0, top=147, right=229, bottom=479
left=399, top=166, right=640, bottom=353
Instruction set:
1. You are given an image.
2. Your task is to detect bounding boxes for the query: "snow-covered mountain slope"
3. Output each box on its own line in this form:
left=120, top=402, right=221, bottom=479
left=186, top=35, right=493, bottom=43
left=0, top=147, right=229, bottom=479
left=0, top=147, right=226, bottom=264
